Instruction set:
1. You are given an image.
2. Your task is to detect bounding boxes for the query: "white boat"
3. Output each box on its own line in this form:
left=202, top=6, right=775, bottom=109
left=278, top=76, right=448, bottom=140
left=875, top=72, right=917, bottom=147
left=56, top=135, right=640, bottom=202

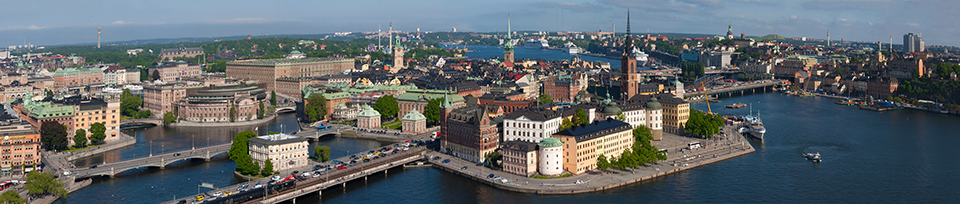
left=524, top=39, right=549, bottom=49
left=633, top=47, right=648, bottom=66
left=564, top=42, right=580, bottom=54
left=741, top=115, right=765, bottom=140
left=804, top=152, right=821, bottom=163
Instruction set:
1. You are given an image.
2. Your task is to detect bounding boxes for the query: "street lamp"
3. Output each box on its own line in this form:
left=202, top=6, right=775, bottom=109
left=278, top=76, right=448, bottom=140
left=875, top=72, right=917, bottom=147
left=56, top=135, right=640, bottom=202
left=150, top=140, right=153, bottom=157
left=192, top=135, right=196, bottom=150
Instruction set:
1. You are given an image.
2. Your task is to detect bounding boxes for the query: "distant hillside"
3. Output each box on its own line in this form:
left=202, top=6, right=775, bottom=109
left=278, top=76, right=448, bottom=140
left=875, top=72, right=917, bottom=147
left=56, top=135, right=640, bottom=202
left=752, top=34, right=785, bottom=41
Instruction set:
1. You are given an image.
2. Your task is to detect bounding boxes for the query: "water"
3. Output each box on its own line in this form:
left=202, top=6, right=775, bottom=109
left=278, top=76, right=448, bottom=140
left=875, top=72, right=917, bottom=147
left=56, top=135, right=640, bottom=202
left=60, top=46, right=960, bottom=203
left=447, top=44, right=624, bottom=69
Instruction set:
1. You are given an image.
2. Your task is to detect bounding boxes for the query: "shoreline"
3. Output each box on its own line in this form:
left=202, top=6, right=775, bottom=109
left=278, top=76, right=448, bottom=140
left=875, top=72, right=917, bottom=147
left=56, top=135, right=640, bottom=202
left=169, top=114, right=277, bottom=127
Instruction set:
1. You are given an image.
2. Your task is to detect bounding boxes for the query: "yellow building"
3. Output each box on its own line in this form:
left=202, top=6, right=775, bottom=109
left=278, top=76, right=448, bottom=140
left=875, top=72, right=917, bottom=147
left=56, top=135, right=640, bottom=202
left=552, top=119, right=634, bottom=175
left=71, top=98, right=122, bottom=142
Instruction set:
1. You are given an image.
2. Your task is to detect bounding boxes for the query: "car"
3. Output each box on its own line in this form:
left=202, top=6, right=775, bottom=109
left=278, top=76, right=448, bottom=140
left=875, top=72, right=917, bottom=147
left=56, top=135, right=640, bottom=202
left=90, top=165, right=98, bottom=169
left=174, top=153, right=181, bottom=156
left=337, top=166, right=347, bottom=170
left=301, top=172, right=312, bottom=178
left=211, top=191, right=223, bottom=197
left=487, top=174, right=495, bottom=179
left=178, top=200, right=187, bottom=204
left=442, top=159, right=450, bottom=163
left=460, top=166, right=468, bottom=170
left=314, top=165, right=323, bottom=171
left=271, top=175, right=282, bottom=181
left=433, top=156, right=441, bottom=160
left=253, top=181, right=262, bottom=189
left=291, top=171, right=299, bottom=175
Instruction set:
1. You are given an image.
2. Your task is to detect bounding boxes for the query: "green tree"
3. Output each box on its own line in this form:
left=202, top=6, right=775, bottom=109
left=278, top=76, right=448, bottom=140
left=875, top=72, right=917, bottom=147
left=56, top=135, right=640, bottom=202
left=485, top=152, right=503, bottom=168
left=44, top=89, right=53, bottom=97
left=261, top=158, right=274, bottom=176
left=89, top=122, right=106, bottom=144
left=314, top=145, right=331, bottom=162
left=373, top=95, right=400, bottom=118
left=40, top=121, right=68, bottom=151
left=24, top=171, right=67, bottom=198
left=73, top=129, right=88, bottom=148
left=558, top=117, right=573, bottom=131
left=684, top=108, right=723, bottom=137
left=538, top=93, right=554, bottom=104
left=0, top=190, right=25, bottom=204
left=120, top=89, right=143, bottom=117
left=573, top=108, right=588, bottom=125
left=423, top=98, right=443, bottom=124
left=230, top=102, right=237, bottom=122
left=258, top=100, right=265, bottom=119
left=151, top=69, right=161, bottom=81
left=140, top=69, right=149, bottom=81
left=229, top=131, right=261, bottom=175
left=138, top=110, right=153, bottom=119
left=597, top=154, right=610, bottom=171
left=615, top=111, right=626, bottom=122
left=270, top=91, right=277, bottom=106
left=163, top=112, right=177, bottom=125
left=305, top=94, right=328, bottom=122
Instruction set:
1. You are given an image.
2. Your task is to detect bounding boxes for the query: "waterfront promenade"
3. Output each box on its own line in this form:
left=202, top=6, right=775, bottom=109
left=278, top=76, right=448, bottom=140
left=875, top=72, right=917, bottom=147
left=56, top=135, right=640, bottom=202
left=429, top=124, right=754, bottom=194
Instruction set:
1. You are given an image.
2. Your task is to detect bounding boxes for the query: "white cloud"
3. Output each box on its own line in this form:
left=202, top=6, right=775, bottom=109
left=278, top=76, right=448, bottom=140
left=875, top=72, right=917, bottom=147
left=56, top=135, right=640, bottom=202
left=112, top=20, right=126, bottom=25
left=0, top=25, right=45, bottom=31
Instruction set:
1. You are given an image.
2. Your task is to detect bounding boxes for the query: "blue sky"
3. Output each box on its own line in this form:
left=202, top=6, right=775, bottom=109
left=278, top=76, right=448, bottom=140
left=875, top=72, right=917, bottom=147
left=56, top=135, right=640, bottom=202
left=1, top=0, right=956, bottom=47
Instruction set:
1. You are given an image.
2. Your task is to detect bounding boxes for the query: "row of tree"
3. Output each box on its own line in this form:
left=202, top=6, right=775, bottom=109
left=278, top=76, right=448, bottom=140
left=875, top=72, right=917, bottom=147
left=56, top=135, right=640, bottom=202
left=42, top=121, right=106, bottom=151
left=684, top=108, right=725, bottom=138
left=596, top=125, right=667, bottom=170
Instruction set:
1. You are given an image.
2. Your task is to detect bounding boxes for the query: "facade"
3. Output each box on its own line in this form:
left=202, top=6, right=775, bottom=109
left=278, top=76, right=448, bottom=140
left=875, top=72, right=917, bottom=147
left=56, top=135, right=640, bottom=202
left=887, top=58, right=925, bottom=79
left=159, top=47, right=203, bottom=60
left=69, top=98, right=122, bottom=142
left=356, top=105, right=381, bottom=129
left=0, top=73, right=28, bottom=86
left=903, top=33, right=924, bottom=53
left=553, top=119, right=634, bottom=175
left=867, top=77, right=899, bottom=99
left=53, top=68, right=104, bottom=89
left=125, top=68, right=141, bottom=84
left=248, top=133, right=309, bottom=172
left=331, top=103, right=361, bottom=120
left=226, top=58, right=353, bottom=92
left=441, top=103, right=499, bottom=163
left=543, top=76, right=582, bottom=103
left=177, top=82, right=267, bottom=122
left=537, top=137, right=563, bottom=176
left=500, top=141, right=537, bottom=176
left=401, top=110, right=427, bottom=134
left=397, top=89, right=466, bottom=119
left=0, top=106, right=42, bottom=177
left=143, top=83, right=203, bottom=118
left=502, top=109, right=562, bottom=143
left=621, top=11, right=640, bottom=100
left=148, top=61, right=203, bottom=82
left=276, top=77, right=322, bottom=99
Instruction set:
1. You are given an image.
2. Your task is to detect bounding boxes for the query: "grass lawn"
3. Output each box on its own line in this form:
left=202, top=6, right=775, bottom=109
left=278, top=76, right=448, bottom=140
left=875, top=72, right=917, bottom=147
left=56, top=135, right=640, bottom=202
left=65, top=143, right=105, bottom=152
left=530, top=173, right=572, bottom=179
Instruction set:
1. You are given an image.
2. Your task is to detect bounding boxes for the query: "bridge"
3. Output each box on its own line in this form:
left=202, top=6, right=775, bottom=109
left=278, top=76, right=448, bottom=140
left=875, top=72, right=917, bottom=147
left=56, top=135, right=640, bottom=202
left=119, top=118, right=163, bottom=127
left=274, top=104, right=296, bottom=113
left=684, top=80, right=782, bottom=98
left=160, top=146, right=429, bottom=204
left=66, top=143, right=231, bottom=178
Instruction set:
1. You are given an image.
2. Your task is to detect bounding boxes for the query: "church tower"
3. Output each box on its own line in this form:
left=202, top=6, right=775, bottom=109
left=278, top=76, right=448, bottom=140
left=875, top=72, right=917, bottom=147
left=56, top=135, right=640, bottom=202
left=620, top=9, right=639, bottom=100
left=503, top=16, right=515, bottom=66
left=392, top=35, right=405, bottom=71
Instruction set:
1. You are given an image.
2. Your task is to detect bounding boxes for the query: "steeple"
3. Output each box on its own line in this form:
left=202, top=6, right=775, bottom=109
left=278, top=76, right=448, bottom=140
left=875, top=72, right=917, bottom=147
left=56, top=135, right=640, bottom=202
left=624, top=9, right=633, bottom=57
left=503, top=15, right=515, bottom=63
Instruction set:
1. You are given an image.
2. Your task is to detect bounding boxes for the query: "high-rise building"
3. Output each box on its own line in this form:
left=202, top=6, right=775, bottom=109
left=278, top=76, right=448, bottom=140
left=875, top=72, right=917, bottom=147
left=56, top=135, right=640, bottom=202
left=97, top=26, right=101, bottom=49
left=620, top=10, right=640, bottom=100
left=903, top=33, right=924, bottom=53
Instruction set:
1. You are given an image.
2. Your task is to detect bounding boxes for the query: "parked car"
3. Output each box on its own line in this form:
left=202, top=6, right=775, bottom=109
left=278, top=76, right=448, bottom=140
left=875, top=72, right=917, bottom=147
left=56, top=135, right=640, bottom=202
left=271, top=175, right=282, bottom=181
left=442, top=159, right=450, bottom=163
left=460, top=166, right=468, bottom=170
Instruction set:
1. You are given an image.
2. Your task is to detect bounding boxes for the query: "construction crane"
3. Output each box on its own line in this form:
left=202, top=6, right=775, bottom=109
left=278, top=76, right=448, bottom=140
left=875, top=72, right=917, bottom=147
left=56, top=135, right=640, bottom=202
left=691, top=76, right=713, bottom=115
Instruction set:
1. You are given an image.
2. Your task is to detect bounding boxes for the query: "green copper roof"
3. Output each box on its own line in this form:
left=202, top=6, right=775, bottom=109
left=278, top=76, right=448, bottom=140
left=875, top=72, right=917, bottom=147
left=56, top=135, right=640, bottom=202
left=538, top=137, right=563, bottom=147
left=54, top=68, right=101, bottom=76
left=401, top=109, right=426, bottom=121
left=358, top=104, right=381, bottom=117
left=646, top=96, right=662, bottom=110
left=441, top=93, right=453, bottom=108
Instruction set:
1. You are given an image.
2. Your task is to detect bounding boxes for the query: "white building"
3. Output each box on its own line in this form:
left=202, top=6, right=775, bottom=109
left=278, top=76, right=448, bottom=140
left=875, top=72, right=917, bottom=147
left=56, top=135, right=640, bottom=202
left=502, top=109, right=562, bottom=143
left=248, top=133, right=310, bottom=172
left=537, top=137, right=563, bottom=176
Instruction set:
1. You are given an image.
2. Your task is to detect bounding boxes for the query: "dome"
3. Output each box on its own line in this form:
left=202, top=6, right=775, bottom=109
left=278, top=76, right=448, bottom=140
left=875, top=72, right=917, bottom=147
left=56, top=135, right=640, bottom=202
left=538, top=137, right=563, bottom=147
left=602, top=102, right=622, bottom=116
left=401, top=110, right=426, bottom=121
left=358, top=104, right=381, bottom=117
left=176, top=60, right=186, bottom=63
left=646, top=96, right=662, bottom=110
left=290, top=50, right=302, bottom=54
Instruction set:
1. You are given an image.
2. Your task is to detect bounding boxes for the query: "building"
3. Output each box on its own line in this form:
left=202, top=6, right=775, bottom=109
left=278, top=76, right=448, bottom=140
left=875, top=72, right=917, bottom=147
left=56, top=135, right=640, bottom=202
left=537, top=137, right=563, bottom=176
left=226, top=57, right=353, bottom=93
left=441, top=102, right=499, bottom=163
left=542, top=76, right=581, bottom=103
left=248, top=133, right=309, bottom=172
left=903, top=33, right=924, bottom=53
left=159, top=47, right=203, bottom=60
left=620, top=11, right=640, bottom=100
left=357, top=104, right=381, bottom=129
left=0, top=73, right=28, bottom=86
left=500, top=141, right=538, bottom=176
left=177, top=82, right=267, bottom=122
left=503, top=17, right=515, bottom=65
left=630, top=93, right=682, bottom=139
left=867, top=77, right=898, bottom=99
left=502, top=109, right=562, bottom=143
left=401, top=109, right=427, bottom=134
left=331, top=103, right=361, bottom=120
left=68, top=97, right=122, bottom=142
left=477, top=95, right=534, bottom=114
left=887, top=58, right=925, bottom=79
left=143, top=83, right=204, bottom=118
left=552, top=119, right=634, bottom=175
left=53, top=68, right=104, bottom=89
left=391, top=36, right=405, bottom=70
left=148, top=61, right=203, bottom=82
left=698, top=47, right=734, bottom=68
left=125, top=68, right=141, bottom=84
left=397, top=89, right=466, bottom=118
left=0, top=105, right=42, bottom=177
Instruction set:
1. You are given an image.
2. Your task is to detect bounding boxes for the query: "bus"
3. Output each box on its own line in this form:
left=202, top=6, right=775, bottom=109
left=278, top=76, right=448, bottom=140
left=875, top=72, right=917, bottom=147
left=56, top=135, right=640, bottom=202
left=317, top=125, right=329, bottom=131
left=688, top=142, right=701, bottom=149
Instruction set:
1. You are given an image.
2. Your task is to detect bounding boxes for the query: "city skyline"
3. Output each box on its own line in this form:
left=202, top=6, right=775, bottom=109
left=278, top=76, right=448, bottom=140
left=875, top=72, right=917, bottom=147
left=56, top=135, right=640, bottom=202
left=1, top=0, right=957, bottom=47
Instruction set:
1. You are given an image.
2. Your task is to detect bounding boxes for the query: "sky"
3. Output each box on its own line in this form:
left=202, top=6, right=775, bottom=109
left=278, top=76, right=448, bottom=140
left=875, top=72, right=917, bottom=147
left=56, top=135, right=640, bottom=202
left=1, top=0, right=957, bottom=47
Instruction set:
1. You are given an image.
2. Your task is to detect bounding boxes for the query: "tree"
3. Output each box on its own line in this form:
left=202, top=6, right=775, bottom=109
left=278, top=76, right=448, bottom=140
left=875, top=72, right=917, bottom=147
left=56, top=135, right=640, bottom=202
left=140, top=69, right=149, bottom=81
left=258, top=101, right=265, bottom=119
left=615, top=111, right=626, bottom=122
left=684, top=108, right=723, bottom=137
left=270, top=91, right=277, bottom=106
left=163, top=112, right=177, bottom=125
left=120, top=89, right=143, bottom=117
left=573, top=108, right=588, bottom=125
left=44, top=89, right=53, bottom=97
left=73, top=129, right=88, bottom=148
left=0, top=190, right=25, bottom=204
left=558, top=118, right=573, bottom=131
left=89, top=122, right=106, bottom=144
left=24, top=171, right=67, bottom=198
left=423, top=98, right=443, bottom=124
left=151, top=70, right=161, bottom=81
left=538, top=93, right=554, bottom=104
left=261, top=158, right=274, bottom=176
left=314, top=145, right=331, bottom=162
left=229, top=131, right=261, bottom=175
left=373, top=95, right=400, bottom=118
left=138, top=110, right=153, bottom=119
left=40, top=121, right=68, bottom=151
left=230, top=102, right=237, bottom=122
left=485, top=152, right=503, bottom=168
left=597, top=154, right=610, bottom=171
left=305, top=94, right=328, bottom=122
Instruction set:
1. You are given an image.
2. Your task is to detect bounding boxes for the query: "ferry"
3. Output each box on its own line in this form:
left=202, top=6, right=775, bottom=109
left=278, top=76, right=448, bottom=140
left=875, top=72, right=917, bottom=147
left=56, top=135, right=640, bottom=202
left=804, top=152, right=821, bottom=163
left=564, top=42, right=580, bottom=54
left=633, top=47, right=648, bottom=66
left=741, top=115, right=765, bottom=140
left=524, top=39, right=549, bottom=49
left=725, top=103, right=747, bottom=109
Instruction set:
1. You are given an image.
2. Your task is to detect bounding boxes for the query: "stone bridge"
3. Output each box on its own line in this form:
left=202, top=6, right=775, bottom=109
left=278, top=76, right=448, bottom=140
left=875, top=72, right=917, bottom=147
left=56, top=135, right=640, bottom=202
left=69, top=143, right=231, bottom=178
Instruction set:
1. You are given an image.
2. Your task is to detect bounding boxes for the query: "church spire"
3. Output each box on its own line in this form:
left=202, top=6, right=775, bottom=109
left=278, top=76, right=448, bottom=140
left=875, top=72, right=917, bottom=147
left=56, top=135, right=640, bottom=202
left=624, top=8, right=634, bottom=57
